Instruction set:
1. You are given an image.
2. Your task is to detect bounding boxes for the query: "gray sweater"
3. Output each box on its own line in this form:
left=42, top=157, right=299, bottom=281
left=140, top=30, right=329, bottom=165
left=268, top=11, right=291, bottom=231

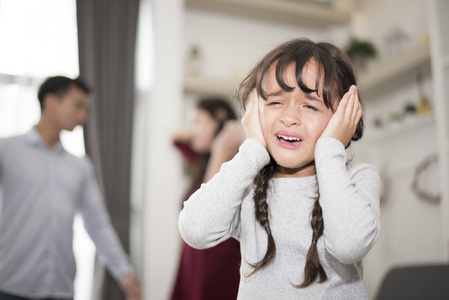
left=179, top=138, right=381, bottom=299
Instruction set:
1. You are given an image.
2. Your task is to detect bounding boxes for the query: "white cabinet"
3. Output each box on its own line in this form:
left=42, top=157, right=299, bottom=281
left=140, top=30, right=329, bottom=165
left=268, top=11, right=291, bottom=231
left=184, top=43, right=432, bottom=101
left=358, top=45, right=431, bottom=97
left=185, top=0, right=350, bottom=27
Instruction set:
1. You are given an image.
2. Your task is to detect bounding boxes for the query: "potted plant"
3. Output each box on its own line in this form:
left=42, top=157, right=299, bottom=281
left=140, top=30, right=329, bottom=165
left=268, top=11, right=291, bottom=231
left=345, top=37, right=377, bottom=71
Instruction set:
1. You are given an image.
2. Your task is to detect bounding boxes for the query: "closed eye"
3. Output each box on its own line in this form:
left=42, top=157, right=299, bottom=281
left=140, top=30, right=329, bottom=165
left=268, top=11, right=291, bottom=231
left=305, top=105, right=319, bottom=111
left=267, top=101, right=283, bottom=106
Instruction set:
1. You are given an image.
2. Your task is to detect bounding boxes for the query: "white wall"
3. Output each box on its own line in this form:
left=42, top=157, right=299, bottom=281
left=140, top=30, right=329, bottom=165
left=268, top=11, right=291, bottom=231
left=142, top=0, right=185, bottom=299
left=184, top=8, right=349, bottom=84
left=351, top=0, right=445, bottom=298
left=359, top=78, right=441, bottom=298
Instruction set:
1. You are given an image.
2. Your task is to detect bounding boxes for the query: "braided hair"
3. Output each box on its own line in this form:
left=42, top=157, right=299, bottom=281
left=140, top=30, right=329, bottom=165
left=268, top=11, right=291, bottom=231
left=247, top=157, right=277, bottom=276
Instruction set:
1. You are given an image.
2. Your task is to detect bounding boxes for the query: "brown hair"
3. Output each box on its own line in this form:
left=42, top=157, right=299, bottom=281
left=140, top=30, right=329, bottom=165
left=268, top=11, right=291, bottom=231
left=183, top=98, right=237, bottom=203
left=236, top=38, right=363, bottom=287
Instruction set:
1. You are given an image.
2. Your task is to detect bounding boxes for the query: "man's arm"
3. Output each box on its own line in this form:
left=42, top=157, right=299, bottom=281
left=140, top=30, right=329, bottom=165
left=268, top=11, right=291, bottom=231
left=79, top=157, right=141, bottom=299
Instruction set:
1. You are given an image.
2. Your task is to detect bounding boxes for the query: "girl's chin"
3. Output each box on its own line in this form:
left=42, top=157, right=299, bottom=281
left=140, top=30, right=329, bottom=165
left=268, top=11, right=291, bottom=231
left=273, top=159, right=316, bottom=177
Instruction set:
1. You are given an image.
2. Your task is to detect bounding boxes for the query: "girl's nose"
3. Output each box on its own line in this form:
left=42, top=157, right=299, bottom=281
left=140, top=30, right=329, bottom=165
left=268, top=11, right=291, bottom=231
left=280, top=110, right=300, bottom=127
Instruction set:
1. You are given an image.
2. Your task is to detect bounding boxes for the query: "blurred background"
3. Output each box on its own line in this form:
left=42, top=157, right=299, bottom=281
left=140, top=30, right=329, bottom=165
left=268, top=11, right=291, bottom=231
left=0, top=0, right=448, bottom=299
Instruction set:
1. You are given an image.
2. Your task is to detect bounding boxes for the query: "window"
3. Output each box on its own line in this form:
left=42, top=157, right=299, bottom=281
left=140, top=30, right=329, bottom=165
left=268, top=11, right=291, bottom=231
left=0, top=1, right=94, bottom=299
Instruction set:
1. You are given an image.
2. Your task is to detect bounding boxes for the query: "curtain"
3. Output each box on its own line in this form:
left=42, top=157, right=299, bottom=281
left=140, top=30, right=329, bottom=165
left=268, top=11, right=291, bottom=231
left=76, top=0, right=140, bottom=299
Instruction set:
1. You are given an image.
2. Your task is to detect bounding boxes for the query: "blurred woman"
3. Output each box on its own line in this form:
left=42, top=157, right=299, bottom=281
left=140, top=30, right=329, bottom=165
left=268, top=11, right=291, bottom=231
left=171, top=98, right=242, bottom=300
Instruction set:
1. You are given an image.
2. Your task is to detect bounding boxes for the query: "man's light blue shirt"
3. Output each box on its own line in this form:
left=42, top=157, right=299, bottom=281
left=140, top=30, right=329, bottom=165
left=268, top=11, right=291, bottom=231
left=0, top=128, right=130, bottom=298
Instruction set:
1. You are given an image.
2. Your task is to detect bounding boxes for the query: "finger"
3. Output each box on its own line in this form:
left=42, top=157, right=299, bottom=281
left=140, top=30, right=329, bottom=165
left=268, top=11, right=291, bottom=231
left=248, top=89, right=259, bottom=115
left=336, top=90, right=351, bottom=115
left=246, top=92, right=254, bottom=113
left=252, top=90, right=263, bottom=122
left=355, top=105, right=363, bottom=125
left=344, top=87, right=356, bottom=120
left=242, top=90, right=255, bottom=123
left=351, top=88, right=360, bottom=121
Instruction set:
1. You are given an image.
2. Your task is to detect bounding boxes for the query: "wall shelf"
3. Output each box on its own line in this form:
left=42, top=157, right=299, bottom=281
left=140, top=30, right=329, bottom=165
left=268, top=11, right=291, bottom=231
left=184, top=75, right=240, bottom=97
left=185, top=0, right=351, bottom=28
left=185, top=46, right=432, bottom=99
left=364, top=115, right=435, bottom=144
left=358, top=45, right=431, bottom=98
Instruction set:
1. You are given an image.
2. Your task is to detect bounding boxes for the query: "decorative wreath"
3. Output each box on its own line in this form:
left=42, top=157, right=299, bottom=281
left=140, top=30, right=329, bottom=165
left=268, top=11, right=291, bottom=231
left=411, top=152, right=440, bottom=204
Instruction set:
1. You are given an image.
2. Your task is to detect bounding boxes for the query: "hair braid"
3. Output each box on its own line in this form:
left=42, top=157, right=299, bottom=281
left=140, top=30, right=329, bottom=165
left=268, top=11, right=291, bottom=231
left=296, top=197, right=327, bottom=287
left=247, top=158, right=277, bottom=276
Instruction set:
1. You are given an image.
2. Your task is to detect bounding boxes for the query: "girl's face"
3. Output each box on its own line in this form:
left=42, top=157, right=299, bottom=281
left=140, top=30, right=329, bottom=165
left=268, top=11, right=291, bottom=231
left=192, top=108, right=219, bottom=154
left=259, top=60, right=336, bottom=177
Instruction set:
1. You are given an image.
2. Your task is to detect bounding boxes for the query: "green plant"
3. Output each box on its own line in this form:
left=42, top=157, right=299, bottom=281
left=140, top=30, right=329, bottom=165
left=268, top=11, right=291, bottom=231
left=404, top=102, right=417, bottom=115
left=345, top=37, right=377, bottom=58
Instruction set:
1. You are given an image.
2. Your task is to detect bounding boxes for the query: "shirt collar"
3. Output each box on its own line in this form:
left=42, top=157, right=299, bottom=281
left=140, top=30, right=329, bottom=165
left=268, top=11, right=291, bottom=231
left=25, top=127, right=65, bottom=154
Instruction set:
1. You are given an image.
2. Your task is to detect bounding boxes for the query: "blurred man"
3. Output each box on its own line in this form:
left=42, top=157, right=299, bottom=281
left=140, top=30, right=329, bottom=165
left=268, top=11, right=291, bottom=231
left=0, top=76, right=141, bottom=300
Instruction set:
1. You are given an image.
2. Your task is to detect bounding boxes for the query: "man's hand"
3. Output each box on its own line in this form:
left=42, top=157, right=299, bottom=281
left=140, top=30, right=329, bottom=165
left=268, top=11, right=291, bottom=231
left=241, top=89, right=266, bottom=147
left=320, top=85, right=362, bottom=147
left=119, top=272, right=142, bottom=300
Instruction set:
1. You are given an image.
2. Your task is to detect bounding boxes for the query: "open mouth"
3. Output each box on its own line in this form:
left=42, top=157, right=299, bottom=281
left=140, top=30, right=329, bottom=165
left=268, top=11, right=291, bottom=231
left=277, top=134, right=301, bottom=143
left=276, top=134, right=303, bottom=149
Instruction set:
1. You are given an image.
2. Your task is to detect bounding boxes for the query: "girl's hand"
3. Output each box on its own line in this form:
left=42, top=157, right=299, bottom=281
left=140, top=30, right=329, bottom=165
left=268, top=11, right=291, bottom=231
left=320, top=85, right=362, bottom=146
left=241, top=89, right=266, bottom=148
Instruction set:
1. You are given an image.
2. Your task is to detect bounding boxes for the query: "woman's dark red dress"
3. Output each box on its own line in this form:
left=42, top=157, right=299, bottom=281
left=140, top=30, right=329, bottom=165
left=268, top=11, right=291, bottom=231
left=171, top=142, right=241, bottom=300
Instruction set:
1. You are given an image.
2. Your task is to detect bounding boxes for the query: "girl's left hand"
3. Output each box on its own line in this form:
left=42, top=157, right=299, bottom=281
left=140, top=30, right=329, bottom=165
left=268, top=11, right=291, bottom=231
left=241, top=89, right=266, bottom=148
left=320, top=85, right=362, bottom=146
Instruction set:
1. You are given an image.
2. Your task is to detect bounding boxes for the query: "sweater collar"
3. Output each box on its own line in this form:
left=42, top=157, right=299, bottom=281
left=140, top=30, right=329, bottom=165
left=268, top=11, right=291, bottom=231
left=271, top=175, right=318, bottom=199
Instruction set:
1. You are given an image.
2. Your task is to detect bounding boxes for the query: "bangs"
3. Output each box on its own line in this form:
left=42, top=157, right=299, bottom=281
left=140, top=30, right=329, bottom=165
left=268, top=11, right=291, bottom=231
left=235, top=38, right=362, bottom=142
left=256, top=44, right=342, bottom=110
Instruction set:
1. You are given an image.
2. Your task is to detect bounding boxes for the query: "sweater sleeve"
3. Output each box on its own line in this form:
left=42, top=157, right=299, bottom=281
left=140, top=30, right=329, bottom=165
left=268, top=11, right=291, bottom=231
left=314, top=137, right=381, bottom=264
left=179, top=139, right=270, bottom=249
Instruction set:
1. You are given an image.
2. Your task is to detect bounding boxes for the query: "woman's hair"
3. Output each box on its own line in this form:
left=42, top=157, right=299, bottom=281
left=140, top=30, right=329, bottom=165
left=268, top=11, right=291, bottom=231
left=235, top=38, right=363, bottom=287
left=187, top=97, right=237, bottom=198
left=197, top=97, right=237, bottom=135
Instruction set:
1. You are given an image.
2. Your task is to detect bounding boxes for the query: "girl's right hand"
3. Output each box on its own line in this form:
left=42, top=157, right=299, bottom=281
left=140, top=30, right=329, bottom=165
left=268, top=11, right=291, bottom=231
left=241, top=89, right=266, bottom=148
left=320, top=85, right=362, bottom=146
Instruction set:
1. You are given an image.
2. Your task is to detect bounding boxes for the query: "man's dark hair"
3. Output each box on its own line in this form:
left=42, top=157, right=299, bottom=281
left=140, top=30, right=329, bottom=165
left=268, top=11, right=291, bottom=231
left=37, top=76, right=90, bottom=111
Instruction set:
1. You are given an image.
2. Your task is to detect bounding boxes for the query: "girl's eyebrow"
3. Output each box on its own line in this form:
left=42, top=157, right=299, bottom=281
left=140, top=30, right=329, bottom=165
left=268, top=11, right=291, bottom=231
left=266, top=90, right=283, bottom=97
left=305, top=93, right=323, bottom=102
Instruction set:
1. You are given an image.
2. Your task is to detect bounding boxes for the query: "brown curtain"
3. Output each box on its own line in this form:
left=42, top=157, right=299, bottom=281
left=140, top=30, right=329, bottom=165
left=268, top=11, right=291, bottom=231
left=76, top=0, right=140, bottom=299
